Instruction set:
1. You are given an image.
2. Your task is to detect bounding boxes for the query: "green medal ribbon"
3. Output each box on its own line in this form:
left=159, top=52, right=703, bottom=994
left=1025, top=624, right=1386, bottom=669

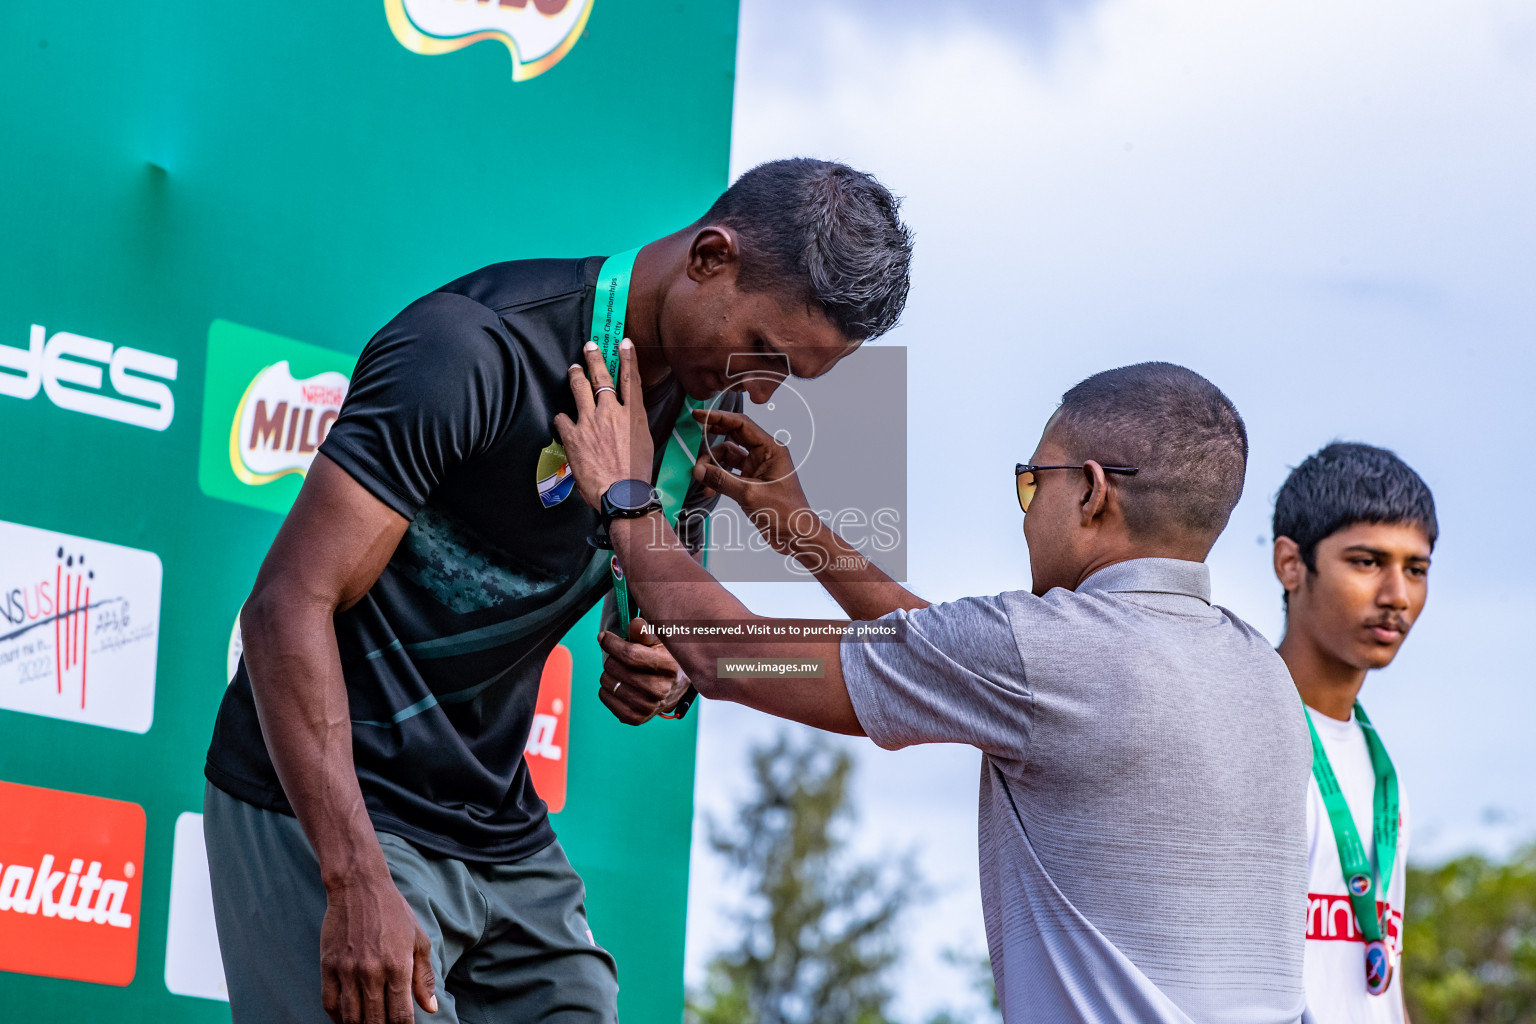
left=590, top=248, right=706, bottom=639
left=1305, top=700, right=1400, bottom=994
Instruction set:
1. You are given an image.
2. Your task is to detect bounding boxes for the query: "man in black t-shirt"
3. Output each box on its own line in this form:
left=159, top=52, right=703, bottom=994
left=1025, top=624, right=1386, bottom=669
left=202, top=159, right=913, bottom=1024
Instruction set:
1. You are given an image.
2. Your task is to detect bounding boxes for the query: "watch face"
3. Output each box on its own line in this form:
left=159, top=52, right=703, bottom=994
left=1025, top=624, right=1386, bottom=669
left=607, top=478, right=657, bottom=513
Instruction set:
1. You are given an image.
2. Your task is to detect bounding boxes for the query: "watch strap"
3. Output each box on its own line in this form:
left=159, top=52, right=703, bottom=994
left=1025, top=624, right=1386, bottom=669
left=657, top=683, right=699, bottom=721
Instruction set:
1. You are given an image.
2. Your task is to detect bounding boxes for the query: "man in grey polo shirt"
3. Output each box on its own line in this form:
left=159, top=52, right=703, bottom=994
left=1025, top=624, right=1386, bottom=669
left=553, top=356, right=1311, bottom=1021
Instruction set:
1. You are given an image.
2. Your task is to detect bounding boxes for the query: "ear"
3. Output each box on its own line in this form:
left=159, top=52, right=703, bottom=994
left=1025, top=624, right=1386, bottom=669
left=1078, top=460, right=1111, bottom=527
left=1273, top=536, right=1305, bottom=597
left=686, top=227, right=740, bottom=284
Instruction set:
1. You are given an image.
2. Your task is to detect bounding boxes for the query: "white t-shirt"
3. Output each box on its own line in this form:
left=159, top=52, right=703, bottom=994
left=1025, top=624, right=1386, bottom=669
left=1301, top=708, right=1411, bottom=1024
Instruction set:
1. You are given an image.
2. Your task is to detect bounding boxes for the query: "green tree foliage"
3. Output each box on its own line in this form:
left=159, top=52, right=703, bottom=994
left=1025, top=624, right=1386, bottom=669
left=921, top=949, right=1001, bottom=1024
left=1404, top=842, right=1536, bottom=1022
left=687, top=734, right=918, bottom=1024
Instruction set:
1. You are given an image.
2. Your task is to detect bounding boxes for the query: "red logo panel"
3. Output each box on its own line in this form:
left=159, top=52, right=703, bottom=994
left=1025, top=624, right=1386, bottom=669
left=524, top=645, right=572, bottom=813
left=0, top=780, right=145, bottom=986
left=1305, top=892, right=1402, bottom=954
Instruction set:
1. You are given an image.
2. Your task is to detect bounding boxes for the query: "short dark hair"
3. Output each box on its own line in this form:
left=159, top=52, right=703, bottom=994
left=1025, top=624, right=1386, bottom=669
left=1272, top=442, right=1438, bottom=572
left=1050, top=362, right=1248, bottom=539
left=701, top=158, right=913, bottom=342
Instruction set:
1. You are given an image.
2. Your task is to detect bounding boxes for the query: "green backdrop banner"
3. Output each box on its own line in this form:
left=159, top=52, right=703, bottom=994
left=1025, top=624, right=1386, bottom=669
left=0, top=2, right=739, bottom=1020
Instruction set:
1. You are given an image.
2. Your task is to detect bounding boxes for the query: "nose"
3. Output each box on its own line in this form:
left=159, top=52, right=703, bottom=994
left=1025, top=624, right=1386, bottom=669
left=745, top=377, right=783, bottom=404
left=1378, top=567, right=1410, bottom=610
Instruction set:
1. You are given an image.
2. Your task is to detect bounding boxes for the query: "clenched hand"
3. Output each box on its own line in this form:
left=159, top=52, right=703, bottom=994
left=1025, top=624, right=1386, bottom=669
left=320, top=868, right=437, bottom=1024
left=598, top=616, right=691, bottom=725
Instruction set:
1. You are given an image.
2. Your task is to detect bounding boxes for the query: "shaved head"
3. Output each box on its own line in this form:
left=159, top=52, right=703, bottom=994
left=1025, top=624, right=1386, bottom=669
left=1050, top=362, right=1247, bottom=541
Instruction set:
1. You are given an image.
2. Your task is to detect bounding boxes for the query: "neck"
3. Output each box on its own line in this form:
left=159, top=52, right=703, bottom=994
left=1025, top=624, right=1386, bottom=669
left=1069, top=535, right=1209, bottom=590
left=1277, top=625, right=1367, bottom=721
left=1071, top=552, right=1138, bottom=589
left=624, top=229, right=692, bottom=390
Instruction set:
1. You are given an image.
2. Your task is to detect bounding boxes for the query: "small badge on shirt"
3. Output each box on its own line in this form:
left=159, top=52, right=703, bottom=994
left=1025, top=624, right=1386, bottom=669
left=536, top=440, right=575, bottom=507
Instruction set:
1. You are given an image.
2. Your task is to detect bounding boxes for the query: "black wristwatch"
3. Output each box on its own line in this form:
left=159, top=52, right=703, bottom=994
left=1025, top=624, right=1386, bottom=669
left=601, top=478, right=661, bottom=519
left=588, top=479, right=661, bottom=549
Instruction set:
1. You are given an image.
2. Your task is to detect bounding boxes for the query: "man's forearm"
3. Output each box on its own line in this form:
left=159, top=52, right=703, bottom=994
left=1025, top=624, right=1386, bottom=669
left=788, top=519, right=927, bottom=619
left=611, top=513, right=862, bottom=734
left=610, top=514, right=754, bottom=690
left=241, top=595, right=387, bottom=887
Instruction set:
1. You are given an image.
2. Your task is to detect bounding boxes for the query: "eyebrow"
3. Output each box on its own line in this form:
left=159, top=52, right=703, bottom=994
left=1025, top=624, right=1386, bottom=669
left=1341, top=545, right=1431, bottom=562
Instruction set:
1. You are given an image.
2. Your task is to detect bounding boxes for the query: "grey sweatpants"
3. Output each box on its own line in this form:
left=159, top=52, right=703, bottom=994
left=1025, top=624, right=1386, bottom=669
left=203, top=782, right=618, bottom=1024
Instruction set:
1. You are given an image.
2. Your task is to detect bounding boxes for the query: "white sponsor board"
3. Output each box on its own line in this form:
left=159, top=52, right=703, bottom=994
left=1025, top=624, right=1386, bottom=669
left=227, top=613, right=243, bottom=683
left=0, top=519, right=161, bottom=733
left=164, top=813, right=229, bottom=1002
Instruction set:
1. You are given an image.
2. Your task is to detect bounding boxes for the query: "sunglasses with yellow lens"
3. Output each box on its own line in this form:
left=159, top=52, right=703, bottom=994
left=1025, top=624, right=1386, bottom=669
left=1014, top=463, right=1140, bottom=513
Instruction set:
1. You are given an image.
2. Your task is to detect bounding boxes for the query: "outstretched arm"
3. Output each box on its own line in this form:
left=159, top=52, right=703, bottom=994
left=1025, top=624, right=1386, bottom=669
left=607, top=512, right=863, bottom=734
left=554, top=340, right=863, bottom=735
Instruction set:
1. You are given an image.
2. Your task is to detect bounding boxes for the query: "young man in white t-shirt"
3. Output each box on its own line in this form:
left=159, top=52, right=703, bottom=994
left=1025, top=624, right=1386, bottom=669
left=1273, top=442, right=1437, bottom=1023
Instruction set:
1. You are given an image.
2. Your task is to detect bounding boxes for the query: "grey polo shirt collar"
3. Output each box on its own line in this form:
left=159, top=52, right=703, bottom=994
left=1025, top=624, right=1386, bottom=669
left=1076, top=557, right=1212, bottom=605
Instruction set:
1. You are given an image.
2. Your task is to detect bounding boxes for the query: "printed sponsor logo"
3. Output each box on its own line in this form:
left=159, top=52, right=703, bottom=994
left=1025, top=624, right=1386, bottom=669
left=230, top=361, right=347, bottom=485
left=535, top=439, right=575, bottom=507
left=164, top=813, right=228, bottom=1002
left=384, top=0, right=594, bottom=81
left=1305, top=892, right=1402, bottom=953
left=524, top=644, right=571, bottom=813
left=0, top=780, right=146, bottom=986
left=0, top=519, right=162, bottom=734
left=0, top=324, right=178, bottom=431
left=198, top=319, right=355, bottom=515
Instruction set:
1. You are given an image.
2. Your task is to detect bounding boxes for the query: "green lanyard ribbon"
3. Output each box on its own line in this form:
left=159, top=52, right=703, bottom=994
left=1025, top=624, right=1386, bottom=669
left=590, top=248, right=706, bottom=638
left=1306, top=701, right=1400, bottom=955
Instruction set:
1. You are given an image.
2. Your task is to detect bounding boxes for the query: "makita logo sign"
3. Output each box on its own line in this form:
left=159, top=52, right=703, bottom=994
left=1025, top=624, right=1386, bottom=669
left=524, top=645, right=572, bottom=813
left=0, top=518, right=162, bottom=734
left=0, top=856, right=134, bottom=926
left=230, top=360, right=348, bottom=485
left=0, top=324, right=178, bottom=431
left=0, top=780, right=146, bottom=986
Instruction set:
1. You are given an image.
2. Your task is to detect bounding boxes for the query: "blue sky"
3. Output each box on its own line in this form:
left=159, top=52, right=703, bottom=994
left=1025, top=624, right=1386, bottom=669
left=687, top=1, right=1536, bottom=1018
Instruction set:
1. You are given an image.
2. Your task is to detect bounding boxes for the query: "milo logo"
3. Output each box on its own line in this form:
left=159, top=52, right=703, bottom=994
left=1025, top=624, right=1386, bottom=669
left=384, top=0, right=594, bottom=81
left=230, top=361, right=348, bottom=485
left=198, top=319, right=356, bottom=516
